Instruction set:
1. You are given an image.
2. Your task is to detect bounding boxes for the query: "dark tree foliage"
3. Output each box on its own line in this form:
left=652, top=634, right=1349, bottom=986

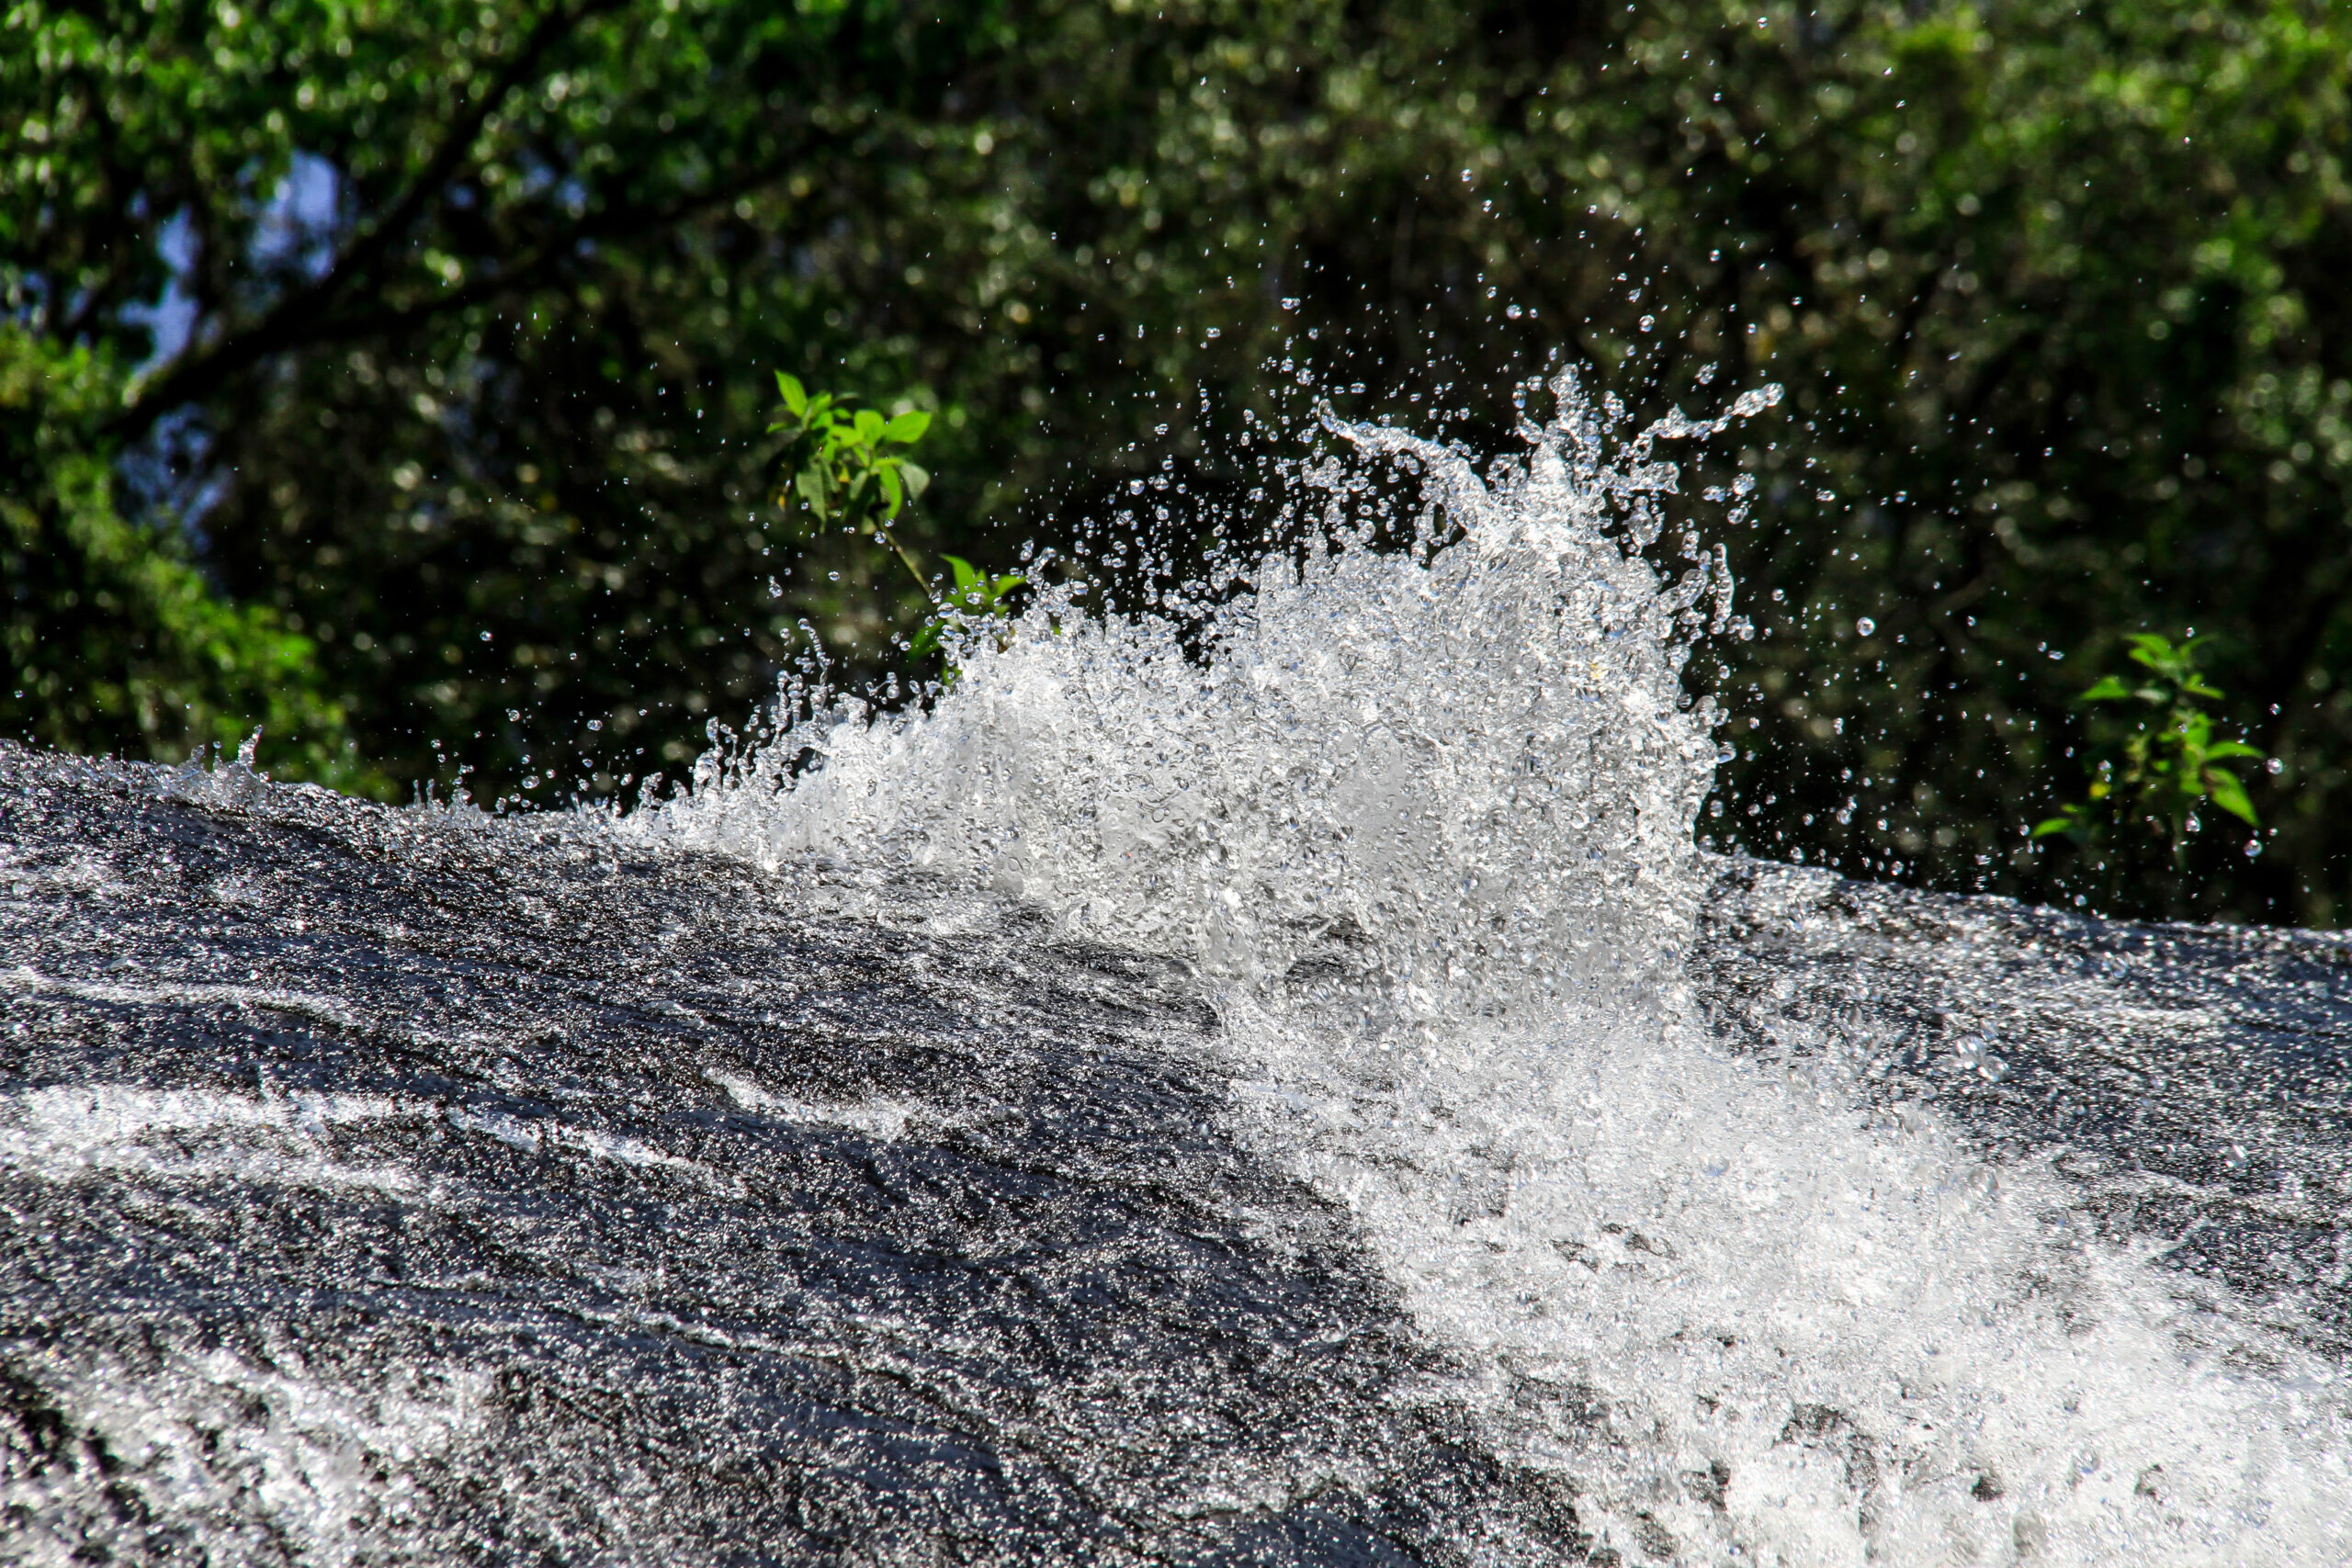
left=6, top=0, right=2347, bottom=923
left=0, top=327, right=370, bottom=787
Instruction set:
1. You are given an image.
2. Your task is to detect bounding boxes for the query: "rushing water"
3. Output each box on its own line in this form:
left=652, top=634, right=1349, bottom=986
left=4, top=371, right=2349, bottom=1565
left=638, top=373, right=2352, bottom=1564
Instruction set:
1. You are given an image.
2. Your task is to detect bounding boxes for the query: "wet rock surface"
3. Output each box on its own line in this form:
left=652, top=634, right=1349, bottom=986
left=0, top=748, right=1573, bottom=1566
left=3, top=744, right=2347, bottom=1562
left=1692, top=858, right=2352, bottom=1358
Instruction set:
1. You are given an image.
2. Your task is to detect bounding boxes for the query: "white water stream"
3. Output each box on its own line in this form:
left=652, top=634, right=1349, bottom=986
left=636, top=372, right=2351, bottom=1565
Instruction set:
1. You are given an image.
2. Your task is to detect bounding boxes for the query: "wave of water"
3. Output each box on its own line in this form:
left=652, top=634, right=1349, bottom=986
left=636, top=371, right=2351, bottom=1564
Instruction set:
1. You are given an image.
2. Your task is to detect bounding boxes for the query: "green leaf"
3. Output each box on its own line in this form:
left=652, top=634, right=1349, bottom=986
left=2030, top=816, right=2078, bottom=839
left=2206, top=770, right=2259, bottom=826
left=877, top=465, right=903, bottom=517
left=853, top=408, right=887, bottom=444
left=775, top=372, right=807, bottom=416
left=2201, top=739, right=2262, bottom=761
left=898, top=460, right=930, bottom=500
left=2078, top=675, right=2132, bottom=702
left=885, top=409, right=932, bottom=444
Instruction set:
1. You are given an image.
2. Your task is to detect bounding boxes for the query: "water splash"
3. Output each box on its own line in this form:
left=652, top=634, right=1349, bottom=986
left=640, top=370, right=2351, bottom=1563
left=159, top=727, right=274, bottom=813
left=651, top=372, right=1758, bottom=1018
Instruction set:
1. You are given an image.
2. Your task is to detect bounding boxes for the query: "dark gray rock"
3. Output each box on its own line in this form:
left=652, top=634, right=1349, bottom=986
left=3, top=743, right=2347, bottom=1562
left=0, top=747, right=1578, bottom=1566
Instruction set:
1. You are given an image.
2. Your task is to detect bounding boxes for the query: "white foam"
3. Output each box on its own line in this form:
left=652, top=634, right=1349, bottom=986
left=0, top=1344, right=486, bottom=1568
left=445, top=1103, right=741, bottom=1190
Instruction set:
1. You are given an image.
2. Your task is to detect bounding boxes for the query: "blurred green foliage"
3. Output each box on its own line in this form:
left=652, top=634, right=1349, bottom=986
left=0, top=326, right=374, bottom=789
left=4, top=0, right=2347, bottom=922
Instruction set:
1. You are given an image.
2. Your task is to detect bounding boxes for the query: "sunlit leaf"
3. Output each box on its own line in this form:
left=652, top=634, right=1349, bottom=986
left=2206, top=771, right=2259, bottom=826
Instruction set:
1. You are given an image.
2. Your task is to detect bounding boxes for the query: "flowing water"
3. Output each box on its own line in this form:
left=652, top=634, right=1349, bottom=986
left=4, top=372, right=2349, bottom=1565
left=640, top=373, right=2352, bottom=1564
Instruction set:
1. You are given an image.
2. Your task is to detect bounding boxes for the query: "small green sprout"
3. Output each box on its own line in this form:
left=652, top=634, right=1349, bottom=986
left=2032, top=633, right=2262, bottom=868
left=767, top=374, right=1021, bottom=675
left=767, top=372, right=933, bottom=587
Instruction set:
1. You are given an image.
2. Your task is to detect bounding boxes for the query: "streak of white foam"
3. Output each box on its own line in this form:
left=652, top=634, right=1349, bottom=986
left=6, top=966, right=538, bottom=1055
left=0, top=1084, right=421, bottom=1194
left=1, top=1078, right=735, bottom=1200
left=444, top=1103, right=740, bottom=1190
left=706, top=1067, right=915, bottom=1142
left=6, top=964, right=366, bottom=1031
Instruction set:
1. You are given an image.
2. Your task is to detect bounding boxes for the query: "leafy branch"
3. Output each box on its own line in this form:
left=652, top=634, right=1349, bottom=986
left=768, top=372, right=935, bottom=582
left=2032, top=633, right=2262, bottom=869
left=106, top=0, right=629, bottom=446
left=767, top=374, right=1020, bottom=669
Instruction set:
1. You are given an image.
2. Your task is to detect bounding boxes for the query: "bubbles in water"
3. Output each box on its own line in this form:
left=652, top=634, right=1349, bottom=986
left=637, top=367, right=2351, bottom=1564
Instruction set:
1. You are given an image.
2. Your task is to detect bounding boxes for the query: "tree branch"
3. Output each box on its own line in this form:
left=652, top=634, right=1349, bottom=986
left=107, top=0, right=619, bottom=446
left=245, top=165, right=791, bottom=355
